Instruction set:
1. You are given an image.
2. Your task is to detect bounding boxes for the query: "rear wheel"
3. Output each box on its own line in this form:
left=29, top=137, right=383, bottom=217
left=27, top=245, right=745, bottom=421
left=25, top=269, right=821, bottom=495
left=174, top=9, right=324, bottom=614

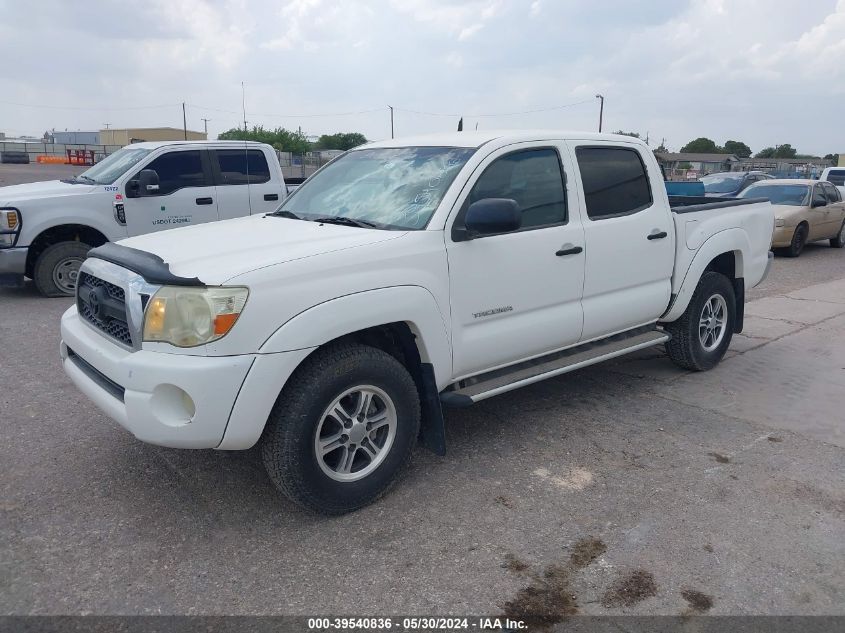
left=830, top=220, right=845, bottom=248
left=784, top=224, right=808, bottom=257
left=665, top=272, right=735, bottom=371
left=33, top=241, right=91, bottom=297
left=260, top=342, right=421, bottom=514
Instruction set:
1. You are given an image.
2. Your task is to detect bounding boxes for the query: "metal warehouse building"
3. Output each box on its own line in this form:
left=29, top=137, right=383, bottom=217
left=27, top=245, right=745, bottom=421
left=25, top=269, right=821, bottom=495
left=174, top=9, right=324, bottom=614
left=99, top=127, right=207, bottom=145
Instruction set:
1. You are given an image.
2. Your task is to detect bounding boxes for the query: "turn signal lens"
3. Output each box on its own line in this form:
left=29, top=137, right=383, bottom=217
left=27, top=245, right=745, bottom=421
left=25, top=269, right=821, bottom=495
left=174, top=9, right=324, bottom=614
left=143, top=286, right=248, bottom=347
left=6, top=211, right=17, bottom=229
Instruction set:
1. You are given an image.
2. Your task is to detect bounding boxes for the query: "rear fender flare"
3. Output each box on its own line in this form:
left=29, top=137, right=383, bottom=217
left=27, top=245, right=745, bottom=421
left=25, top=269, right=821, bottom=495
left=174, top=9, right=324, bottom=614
left=662, top=229, right=748, bottom=322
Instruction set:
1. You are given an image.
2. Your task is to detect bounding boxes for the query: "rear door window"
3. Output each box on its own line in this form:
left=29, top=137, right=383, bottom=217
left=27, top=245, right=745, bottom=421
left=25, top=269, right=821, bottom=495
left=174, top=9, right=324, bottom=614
left=214, top=149, right=271, bottom=185
left=575, top=146, right=653, bottom=219
left=825, top=169, right=845, bottom=186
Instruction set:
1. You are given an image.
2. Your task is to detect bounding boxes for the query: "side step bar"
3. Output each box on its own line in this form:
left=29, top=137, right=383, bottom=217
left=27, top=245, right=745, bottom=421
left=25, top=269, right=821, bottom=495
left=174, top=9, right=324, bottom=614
left=440, top=328, right=670, bottom=407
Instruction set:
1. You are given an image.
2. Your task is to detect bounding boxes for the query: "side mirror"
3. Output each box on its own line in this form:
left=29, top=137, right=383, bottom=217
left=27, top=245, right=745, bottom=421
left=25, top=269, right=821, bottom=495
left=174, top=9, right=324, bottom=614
left=812, top=198, right=827, bottom=208
left=457, top=198, right=521, bottom=240
left=137, top=169, right=160, bottom=196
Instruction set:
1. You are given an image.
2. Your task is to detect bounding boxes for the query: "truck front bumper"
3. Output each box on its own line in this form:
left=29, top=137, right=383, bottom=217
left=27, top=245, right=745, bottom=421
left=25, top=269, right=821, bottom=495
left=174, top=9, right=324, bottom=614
left=60, top=306, right=313, bottom=450
left=0, top=247, right=27, bottom=286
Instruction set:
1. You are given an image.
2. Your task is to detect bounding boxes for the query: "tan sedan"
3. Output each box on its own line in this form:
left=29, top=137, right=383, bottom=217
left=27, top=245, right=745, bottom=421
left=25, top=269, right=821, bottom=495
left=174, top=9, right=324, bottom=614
left=739, top=179, right=845, bottom=257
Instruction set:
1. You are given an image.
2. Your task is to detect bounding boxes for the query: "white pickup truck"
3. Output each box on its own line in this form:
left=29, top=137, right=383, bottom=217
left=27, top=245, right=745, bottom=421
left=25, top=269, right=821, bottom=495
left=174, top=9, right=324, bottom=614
left=60, top=131, right=774, bottom=514
left=0, top=140, right=296, bottom=296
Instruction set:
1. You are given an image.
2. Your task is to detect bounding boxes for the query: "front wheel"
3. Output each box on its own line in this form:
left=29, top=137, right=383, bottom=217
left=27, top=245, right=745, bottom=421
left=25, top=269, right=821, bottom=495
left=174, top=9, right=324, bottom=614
left=33, top=241, right=92, bottom=297
left=261, top=342, right=421, bottom=514
left=665, top=272, right=735, bottom=371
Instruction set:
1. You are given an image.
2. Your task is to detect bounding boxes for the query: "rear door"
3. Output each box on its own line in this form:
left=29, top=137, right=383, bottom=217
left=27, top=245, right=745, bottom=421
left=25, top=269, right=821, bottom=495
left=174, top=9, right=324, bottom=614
left=822, top=182, right=845, bottom=237
left=124, top=148, right=218, bottom=236
left=211, top=148, right=280, bottom=219
left=568, top=143, right=674, bottom=341
left=445, top=144, right=586, bottom=378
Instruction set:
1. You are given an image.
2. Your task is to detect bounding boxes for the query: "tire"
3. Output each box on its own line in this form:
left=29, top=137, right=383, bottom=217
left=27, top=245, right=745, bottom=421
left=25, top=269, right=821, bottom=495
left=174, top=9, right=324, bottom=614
left=260, top=342, right=421, bottom=515
left=830, top=220, right=845, bottom=248
left=33, top=241, right=92, bottom=297
left=665, top=272, right=735, bottom=371
left=784, top=224, right=808, bottom=257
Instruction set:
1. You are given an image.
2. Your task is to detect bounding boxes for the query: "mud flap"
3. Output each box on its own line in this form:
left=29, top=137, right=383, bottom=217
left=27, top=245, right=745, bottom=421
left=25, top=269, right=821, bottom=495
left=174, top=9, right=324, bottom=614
left=418, top=363, right=446, bottom=456
left=732, top=277, right=745, bottom=334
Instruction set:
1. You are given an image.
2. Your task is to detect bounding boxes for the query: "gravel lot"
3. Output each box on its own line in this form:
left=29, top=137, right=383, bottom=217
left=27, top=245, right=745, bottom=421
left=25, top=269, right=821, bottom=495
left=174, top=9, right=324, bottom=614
left=1, top=163, right=843, bottom=621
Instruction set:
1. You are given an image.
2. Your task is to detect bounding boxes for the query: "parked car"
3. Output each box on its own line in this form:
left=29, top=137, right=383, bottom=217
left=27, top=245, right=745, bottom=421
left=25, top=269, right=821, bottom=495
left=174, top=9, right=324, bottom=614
left=60, top=131, right=774, bottom=514
left=739, top=179, right=845, bottom=256
left=701, top=171, right=773, bottom=197
left=0, top=141, right=297, bottom=296
left=820, top=166, right=845, bottom=197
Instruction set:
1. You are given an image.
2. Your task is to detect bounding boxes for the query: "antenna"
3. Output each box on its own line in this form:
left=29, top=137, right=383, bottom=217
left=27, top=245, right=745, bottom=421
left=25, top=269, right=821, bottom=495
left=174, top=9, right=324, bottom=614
left=241, top=82, right=247, bottom=132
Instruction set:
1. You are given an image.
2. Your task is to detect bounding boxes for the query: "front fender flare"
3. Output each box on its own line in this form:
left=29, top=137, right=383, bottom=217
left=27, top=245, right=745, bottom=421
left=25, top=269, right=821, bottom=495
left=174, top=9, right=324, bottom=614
left=259, top=285, right=453, bottom=388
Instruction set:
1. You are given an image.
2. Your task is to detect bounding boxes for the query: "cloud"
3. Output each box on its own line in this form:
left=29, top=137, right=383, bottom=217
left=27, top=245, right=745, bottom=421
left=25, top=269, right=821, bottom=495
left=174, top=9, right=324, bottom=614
left=0, top=0, right=842, bottom=155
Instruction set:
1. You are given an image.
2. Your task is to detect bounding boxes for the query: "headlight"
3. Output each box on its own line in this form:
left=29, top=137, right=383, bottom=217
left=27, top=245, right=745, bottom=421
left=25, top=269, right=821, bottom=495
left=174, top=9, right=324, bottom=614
left=775, top=218, right=785, bottom=227
left=0, top=208, right=21, bottom=247
left=143, top=286, right=249, bottom=347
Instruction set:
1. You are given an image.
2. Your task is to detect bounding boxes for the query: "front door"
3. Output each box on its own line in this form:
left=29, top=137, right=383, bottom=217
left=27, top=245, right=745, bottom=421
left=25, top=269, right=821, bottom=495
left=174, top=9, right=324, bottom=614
left=569, top=143, right=674, bottom=341
left=446, top=144, right=586, bottom=379
left=124, top=148, right=218, bottom=236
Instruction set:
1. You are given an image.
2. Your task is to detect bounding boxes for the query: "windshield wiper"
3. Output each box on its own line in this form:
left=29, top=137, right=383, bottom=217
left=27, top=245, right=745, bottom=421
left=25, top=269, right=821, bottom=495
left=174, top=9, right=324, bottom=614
left=313, top=216, right=378, bottom=229
left=266, top=209, right=302, bottom=219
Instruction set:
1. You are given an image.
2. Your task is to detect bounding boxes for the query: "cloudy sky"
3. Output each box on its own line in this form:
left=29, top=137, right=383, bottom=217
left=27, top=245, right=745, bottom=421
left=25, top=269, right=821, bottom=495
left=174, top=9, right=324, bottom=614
left=1, top=0, right=843, bottom=155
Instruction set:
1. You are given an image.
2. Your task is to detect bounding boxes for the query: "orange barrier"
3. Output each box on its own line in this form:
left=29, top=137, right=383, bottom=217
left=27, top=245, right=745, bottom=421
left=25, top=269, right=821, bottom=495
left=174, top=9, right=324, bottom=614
left=36, top=155, right=68, bottom=164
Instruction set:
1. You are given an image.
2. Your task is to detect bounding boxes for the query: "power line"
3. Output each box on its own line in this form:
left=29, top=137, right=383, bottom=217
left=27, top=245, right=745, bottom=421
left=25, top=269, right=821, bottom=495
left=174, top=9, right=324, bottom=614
left=188, top=103, right=384, bottom=118
left=0, top=100, right=179, bottom=111
left=393, top=99, right=595, bottom=118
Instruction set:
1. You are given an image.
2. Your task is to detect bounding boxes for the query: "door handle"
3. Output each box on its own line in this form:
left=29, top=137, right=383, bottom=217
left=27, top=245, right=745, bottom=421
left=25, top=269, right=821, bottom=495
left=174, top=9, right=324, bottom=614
left=555, top=245, right=583, bottom=256
left=195, top=197, right=213, bottom=205
left=647, top=231, right=668, bottom=240
left=264, top=193, right=279, bottom=201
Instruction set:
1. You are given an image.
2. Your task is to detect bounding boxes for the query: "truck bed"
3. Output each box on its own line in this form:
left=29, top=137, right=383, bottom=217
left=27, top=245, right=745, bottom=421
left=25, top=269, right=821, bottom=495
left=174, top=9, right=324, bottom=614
left=668, top=195, right=768, bottom=214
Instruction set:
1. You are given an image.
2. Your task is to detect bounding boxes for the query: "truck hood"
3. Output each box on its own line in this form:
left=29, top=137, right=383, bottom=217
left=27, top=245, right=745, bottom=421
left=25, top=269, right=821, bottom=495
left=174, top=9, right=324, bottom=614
left=118, top=214, right=406, bottom=285
left=0, top=179, right=96, bottom=203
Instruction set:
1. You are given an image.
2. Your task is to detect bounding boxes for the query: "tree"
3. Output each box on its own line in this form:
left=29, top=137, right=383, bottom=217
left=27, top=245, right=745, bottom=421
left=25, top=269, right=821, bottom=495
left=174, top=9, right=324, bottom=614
left=824, top=153, right=839, bottom=164
left=613, top=130, right=640, bottom=139
left=755, top=144, right=797, bottom=159
left=315, top=132, right=368, bottom=151
left=680, top=137, right=722, bottom=154
left=723, top=140, right=752, bottom=158
left=217, top=125, right=311, bottom=154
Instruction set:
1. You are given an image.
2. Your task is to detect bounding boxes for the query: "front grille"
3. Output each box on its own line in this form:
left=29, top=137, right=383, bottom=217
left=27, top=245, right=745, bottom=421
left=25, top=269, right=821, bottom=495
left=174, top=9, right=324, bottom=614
left=77, top=271, right=132, bottom=346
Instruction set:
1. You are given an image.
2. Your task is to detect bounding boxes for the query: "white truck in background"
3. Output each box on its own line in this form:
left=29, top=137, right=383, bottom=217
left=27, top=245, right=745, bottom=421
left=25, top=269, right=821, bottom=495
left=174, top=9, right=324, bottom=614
left=60, top=131, right=774, bottom=514
left=820, top=166, right=845, bottom=197
left=0, top=141, right=299, bottom=296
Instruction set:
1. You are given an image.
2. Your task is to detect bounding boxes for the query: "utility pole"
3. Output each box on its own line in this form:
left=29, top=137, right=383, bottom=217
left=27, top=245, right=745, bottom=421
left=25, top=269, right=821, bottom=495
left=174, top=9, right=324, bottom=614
left=388, top=105, right=394, bottom=139
left=201, top=118, right=210, bottom=136
left=595, top=94, right=604, bottom=133
left=103, top=123, right=111, bottom=129
left=182, top=102, right=187, bottom=140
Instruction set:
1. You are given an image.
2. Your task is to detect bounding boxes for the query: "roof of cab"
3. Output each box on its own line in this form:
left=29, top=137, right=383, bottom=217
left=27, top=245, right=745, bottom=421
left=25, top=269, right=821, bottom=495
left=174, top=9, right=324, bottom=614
left=122, top=140, right=270, bottom=150
left=362, top=130, right=650, bottom=150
